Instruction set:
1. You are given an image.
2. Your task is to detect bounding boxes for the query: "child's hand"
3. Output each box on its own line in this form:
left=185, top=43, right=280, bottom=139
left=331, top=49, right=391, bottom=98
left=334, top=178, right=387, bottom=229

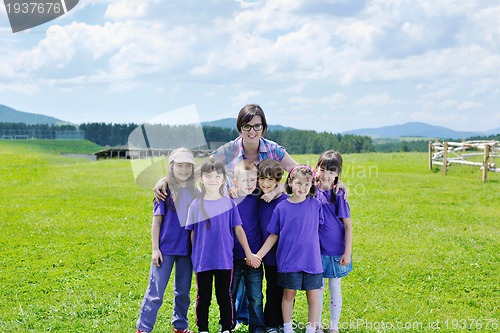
left=246, top=254, right=262, bottom=268
left=228, top=187, right=239, bottom=198
left=152, top=250, right=163, bottom=268
left=340, top=253, right=351, bottom=266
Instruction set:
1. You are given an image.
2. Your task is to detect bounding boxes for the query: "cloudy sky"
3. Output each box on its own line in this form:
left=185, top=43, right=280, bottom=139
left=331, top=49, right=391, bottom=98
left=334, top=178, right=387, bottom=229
left=0, top=0, right=499, bottom=133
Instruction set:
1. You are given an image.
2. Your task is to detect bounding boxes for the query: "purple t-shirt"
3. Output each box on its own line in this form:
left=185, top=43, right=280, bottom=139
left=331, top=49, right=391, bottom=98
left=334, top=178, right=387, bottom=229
left=258, top=193, right=289, bottom=266
left=153, top=187, right=196, bottom=256
left=233, top=194, right=261, bottom=260
left=316, top=189, right=351, bottom=256
left=267, top=198, right=324, bottom=274
left=186, top=196, right=242, bottom=273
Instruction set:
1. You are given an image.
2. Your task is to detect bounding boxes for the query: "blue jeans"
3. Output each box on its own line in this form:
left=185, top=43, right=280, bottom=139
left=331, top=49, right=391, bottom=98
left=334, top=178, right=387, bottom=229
left=234, top=278, right=249, bottom=324
left=231, top=259, right=265, bottom=333
left=137, top=255, right=193, bottom=332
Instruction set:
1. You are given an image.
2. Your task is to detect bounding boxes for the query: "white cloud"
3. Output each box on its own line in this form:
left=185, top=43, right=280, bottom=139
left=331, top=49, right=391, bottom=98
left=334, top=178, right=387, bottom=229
left=289, top=93, right=348, bottom=108
left=104, top=0, right=160, bottom=20
left=1, top=0, right=499, bottom=131
left=354, top=92, right=403, bottom=107
left=440, top=100, right=482, bottom=110
left=411, top=111, right=468, bottom=124
left=0, top=82, right=40, bottom=95
left=230, top=90, right=263, bottom=107
left=422, top=87, right=456, bottom=99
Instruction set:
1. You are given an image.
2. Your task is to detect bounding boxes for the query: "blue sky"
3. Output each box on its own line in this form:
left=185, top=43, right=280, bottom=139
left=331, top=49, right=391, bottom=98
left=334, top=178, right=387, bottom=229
left=0, top=0, right=499, bottom=133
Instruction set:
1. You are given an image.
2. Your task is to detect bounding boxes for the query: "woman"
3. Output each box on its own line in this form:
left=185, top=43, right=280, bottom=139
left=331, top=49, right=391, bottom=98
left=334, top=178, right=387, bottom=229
left=154, top=104, right=347, bottom=200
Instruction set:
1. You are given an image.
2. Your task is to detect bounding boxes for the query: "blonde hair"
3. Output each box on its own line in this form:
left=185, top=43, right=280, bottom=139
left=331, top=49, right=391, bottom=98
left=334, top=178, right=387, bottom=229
left=234, top=160, right=258, bottom=179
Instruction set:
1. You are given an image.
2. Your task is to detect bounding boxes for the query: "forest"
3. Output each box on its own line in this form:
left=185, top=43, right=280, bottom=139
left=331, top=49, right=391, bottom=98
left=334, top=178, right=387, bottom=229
left=1, top=122, right=497, bottom=154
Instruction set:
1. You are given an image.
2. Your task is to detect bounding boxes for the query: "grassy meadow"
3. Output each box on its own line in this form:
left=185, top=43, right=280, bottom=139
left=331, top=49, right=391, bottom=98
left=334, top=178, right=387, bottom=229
left=0, top=140, right=498, bottom=332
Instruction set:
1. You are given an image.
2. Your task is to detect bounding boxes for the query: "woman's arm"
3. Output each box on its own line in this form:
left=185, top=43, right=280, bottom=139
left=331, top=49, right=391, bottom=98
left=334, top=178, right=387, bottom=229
left=279, top=152, right=299, bottom=173
left=153, top=177, right=168, bottom=201
left=337, top=180, right=349, bottom=201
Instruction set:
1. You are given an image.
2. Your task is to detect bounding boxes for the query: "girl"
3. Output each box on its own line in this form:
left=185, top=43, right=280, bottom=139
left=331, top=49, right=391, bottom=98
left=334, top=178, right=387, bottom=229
left=256, top=159, right=289, bottom=333
left=185, top=158, right=260, bottom=333
left=136, top=148, right=198, bottom=333
left=256, top=165, right=324, bottom=333
left=315, top=151, right=353, bottom=333
left=154, top=104, right=350, bottom=204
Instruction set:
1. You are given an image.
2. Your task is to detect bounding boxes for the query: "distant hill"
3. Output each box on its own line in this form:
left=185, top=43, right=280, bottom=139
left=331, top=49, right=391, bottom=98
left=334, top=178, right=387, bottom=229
left=202, top=117, right=296, bottom=131
left=0, top=104, right=67, bottom=125
left=342, top=122, right=497, bottom=139
left=484, top=127, right=500, bottom=136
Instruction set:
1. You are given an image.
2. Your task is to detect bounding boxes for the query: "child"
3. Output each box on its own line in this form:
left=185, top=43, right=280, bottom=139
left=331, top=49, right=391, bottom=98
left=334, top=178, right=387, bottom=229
left=136, top=148, right=198, bottom=333
left=185, top=158, right=260, bottom=333
left=256, top=165, right=324, bottom=333
left=231, top=160, right=266, bottom=333
left=315, top=151, right=353, bottom=333
left=256, top=160, right=289, bottom=333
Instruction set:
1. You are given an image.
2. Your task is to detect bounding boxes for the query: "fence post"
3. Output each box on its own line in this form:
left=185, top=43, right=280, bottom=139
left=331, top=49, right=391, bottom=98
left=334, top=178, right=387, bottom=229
left=443, top=142, right=448, bottom=175
left=482, top=144, right=489, bottom=182
left=428, top=141, right=433, bottom=170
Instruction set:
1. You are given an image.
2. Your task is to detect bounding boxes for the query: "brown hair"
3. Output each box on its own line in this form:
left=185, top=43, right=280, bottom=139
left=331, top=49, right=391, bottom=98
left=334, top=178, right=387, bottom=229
left=285, top=165, right=317, bottom=198
left=236, top=104, right=268, bottom=135
left=199, top=158, right=227, bottom=229
left=316, top=150, right=343, bottom=203
left=258, top=159, right=284, bottom=182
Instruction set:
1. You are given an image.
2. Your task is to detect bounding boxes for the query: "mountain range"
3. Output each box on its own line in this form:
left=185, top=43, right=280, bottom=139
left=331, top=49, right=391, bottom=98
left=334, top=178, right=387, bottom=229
left=341, top=122, right=499, bottom=139
left=201, top=118, right=296, bottom=132
left=1, top=104, right=498, bottom=139
left=0, top=104, right=67, bottom=125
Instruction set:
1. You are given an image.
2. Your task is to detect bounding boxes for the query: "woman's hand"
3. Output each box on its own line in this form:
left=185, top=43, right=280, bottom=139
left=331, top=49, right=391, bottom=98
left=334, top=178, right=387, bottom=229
left=153, top=177, right=168, bottom=201
left=336, top=180, right=349, bottom=201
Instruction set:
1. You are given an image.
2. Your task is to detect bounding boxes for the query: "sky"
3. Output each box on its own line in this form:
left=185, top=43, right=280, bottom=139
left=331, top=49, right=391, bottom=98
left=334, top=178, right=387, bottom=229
left=0, top=0, right=499, bottom=133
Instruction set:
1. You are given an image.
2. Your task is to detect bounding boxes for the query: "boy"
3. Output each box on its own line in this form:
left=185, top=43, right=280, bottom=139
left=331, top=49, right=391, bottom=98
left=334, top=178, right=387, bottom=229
left=257, top=160, right=288, bottom=333
left=232, top=160, right=266, bottom=333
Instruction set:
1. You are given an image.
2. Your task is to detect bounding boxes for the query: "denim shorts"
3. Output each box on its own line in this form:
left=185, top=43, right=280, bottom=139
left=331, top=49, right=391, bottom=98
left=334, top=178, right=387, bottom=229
left=277, top=272, right=323, bottom=290
left=321, top=255, right=353, bottom=278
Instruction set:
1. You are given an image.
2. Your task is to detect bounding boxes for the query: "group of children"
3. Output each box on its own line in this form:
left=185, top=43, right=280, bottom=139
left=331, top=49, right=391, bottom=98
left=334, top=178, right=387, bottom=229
left=135, top=149, right=353, bottom=333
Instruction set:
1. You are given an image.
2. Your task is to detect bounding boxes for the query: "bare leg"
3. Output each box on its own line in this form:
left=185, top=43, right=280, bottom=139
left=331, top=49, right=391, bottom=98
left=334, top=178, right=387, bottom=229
left=306, top=289, right=321, bottom=330
left=282, top=288, right=296, bottom=324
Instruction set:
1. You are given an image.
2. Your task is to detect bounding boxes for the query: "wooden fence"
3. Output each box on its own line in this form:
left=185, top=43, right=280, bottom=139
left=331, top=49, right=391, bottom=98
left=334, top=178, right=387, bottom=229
left=429, top=140, right=499, bottom=182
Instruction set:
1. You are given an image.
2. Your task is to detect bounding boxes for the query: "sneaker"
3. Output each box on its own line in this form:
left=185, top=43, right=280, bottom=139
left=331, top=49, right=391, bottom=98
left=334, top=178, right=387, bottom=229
left=136, top=330, right=149, bottom=333
left=234, top=322, right=246, bottom=331
left=172, top=329, right=195, bottom=333
left=267, top=328, right=279, bottom=333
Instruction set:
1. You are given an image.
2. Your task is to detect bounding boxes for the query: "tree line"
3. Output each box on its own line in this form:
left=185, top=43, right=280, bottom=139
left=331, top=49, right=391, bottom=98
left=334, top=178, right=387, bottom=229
left=3, top=122, right=495, bottom=154
left=80, top=123, right=377, bottom=154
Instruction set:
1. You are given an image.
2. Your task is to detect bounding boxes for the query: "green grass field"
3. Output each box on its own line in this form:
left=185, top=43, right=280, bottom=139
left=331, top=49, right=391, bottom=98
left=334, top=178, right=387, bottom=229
left=1, top=140, right=498, bottom=332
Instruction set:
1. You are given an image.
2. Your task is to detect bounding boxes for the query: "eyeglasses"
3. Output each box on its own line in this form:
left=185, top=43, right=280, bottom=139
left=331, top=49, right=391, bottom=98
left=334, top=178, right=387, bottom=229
left=241, top=123, right=263, bottom=132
